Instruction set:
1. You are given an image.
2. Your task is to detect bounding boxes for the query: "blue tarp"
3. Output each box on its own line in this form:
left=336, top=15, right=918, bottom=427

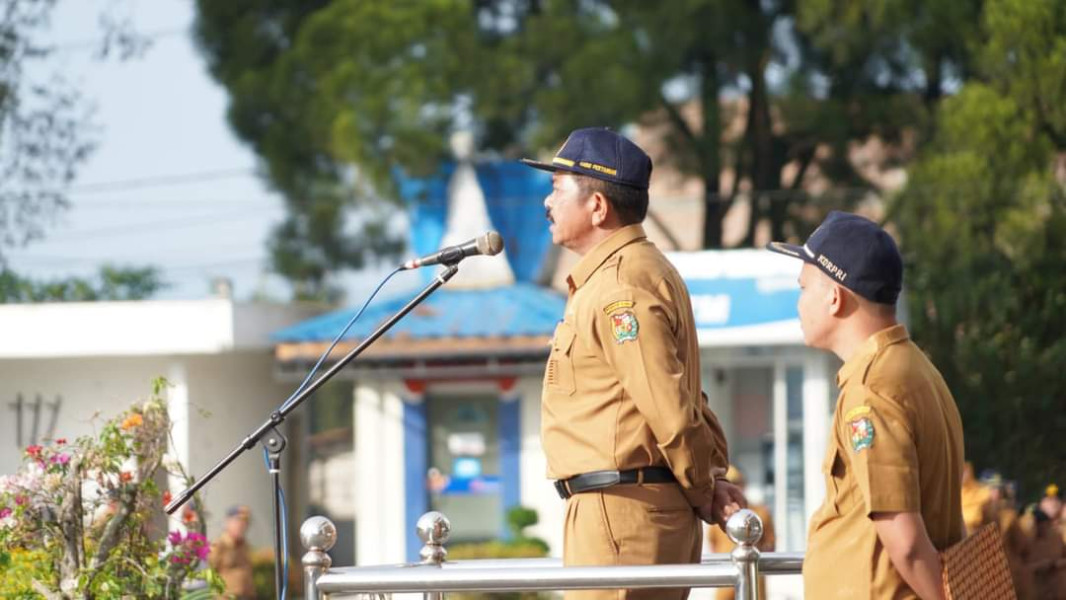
left=395, top=161, right=553, bottom=284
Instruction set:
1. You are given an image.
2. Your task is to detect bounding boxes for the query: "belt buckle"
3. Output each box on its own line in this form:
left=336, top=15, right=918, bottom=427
left=553, top=479, right=571, bottom=499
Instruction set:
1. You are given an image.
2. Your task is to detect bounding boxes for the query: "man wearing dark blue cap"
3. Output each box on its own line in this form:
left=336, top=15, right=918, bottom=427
left=524, top=128, right=745, bottom=600
left=767, top=211, right=965, bottom=600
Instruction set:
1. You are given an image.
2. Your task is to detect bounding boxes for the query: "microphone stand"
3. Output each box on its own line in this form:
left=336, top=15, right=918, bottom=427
left=165, top=264, right=460, bottom=599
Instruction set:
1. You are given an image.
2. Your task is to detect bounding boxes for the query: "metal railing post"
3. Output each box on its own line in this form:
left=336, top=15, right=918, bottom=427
left=301, top=516, right=337, bottom=600
left=417, top=511, right=451, bottom=600
left=726, top=509, right=764, bottom=600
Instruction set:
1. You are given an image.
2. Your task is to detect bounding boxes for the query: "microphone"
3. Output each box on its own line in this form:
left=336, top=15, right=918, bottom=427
left=402, top=231, right=504, bottom=270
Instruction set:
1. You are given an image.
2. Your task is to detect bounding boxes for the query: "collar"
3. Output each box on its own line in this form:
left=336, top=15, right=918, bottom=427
left=566, top=224, right=647, bottom=292
left=836, top=324, right=910, bottom=387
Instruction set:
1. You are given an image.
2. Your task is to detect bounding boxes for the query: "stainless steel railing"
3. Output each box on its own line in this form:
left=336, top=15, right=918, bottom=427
left=300, top=508, right=804, bottom=600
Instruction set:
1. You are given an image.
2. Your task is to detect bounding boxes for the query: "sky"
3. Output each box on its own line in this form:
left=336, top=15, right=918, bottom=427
left=6, top=0, right=292, bottom=301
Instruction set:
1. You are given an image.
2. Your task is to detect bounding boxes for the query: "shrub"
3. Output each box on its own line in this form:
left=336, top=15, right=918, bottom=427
left=0, top=379, right=224, bottom=599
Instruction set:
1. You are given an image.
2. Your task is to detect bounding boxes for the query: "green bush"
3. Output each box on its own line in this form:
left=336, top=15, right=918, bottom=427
left=444, top=506, right=552, bottom=600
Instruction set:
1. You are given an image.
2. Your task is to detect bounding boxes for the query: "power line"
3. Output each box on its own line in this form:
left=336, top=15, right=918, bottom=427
left=48, top=207, right=263, bottom=242
left=68, top=168, right=260, bottom=195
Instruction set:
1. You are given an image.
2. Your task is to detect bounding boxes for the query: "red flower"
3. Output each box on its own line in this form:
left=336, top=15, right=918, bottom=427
left=54, top=438, right=67, bottom=445
left=119, top=471, right=133, bottom=483
left=162, top=490, right=173, bottom=506
left=25, top=445, right=42, bottom=459
left=182, top=508, right=197, bottom=524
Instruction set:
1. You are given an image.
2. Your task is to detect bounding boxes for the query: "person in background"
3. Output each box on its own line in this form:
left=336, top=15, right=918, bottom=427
left=209, top=505, right=255, bottom=600
left=981, top=472, right=1032, bottom=599
left=1026, top=489, right=1066, bottom=600
left=960, top=462, right=991, bottom=535
left=706, top=465, right=776, bottom=600
left=768, top=211, right=965, bottom=600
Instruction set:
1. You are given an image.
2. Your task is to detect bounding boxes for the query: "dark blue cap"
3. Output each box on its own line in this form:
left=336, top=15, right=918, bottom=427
left=521, top=127, right=652, bottom=190
left=767, top=211, right=903, bottom=305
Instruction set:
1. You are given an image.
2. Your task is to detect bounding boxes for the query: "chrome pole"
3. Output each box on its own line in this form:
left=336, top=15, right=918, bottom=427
left=300, top=516, right=337, bottom=600
left=417, top=511, right=451, bottom=600
left=726, top=509, right=764, bottom=600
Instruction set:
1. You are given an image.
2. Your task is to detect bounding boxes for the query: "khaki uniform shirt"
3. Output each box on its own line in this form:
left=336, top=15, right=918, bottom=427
left=541, top=224, right=728, bottom=508
left=208, top=532, right=255, bottom=598
left=804, top=325, right=965, bottom=599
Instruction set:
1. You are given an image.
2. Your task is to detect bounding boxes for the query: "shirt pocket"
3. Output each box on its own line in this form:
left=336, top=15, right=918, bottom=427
left=823, top=447, right=844, bottom=517
left=546, top=321, right=577, bottom=396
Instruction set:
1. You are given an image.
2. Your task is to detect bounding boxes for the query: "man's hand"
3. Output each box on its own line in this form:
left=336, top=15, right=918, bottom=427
left=697, top=480, right=748, bottom=528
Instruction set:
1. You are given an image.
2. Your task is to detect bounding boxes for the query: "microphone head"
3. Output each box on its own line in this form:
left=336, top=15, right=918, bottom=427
left=477, top=231, right=504, bottom=256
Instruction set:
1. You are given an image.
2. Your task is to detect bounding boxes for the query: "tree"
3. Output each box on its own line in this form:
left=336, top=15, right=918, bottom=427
left=1, top=1, right=165, bottom=302
left=891, top=0, right=1066, bottom=498
left=0, top=0, right=95, bottom=253
left=0, top=265, right=165, bottom=302
left=196, top=0, right=978, bottom=295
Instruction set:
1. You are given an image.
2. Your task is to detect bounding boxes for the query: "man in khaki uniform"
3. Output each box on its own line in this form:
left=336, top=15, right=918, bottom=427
left=209, top=505, right=255, bottom=599
left=523, top=127, right=745, bottom=600
left=768, top=211, right=965, bottom=599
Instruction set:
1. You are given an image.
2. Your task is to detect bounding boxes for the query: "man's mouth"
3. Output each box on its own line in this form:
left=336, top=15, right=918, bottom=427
left=546, top=209, right=554, bottom=224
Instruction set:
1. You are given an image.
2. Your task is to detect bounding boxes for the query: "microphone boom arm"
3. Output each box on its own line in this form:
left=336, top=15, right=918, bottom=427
left=164, top=264, right=461, bottom=516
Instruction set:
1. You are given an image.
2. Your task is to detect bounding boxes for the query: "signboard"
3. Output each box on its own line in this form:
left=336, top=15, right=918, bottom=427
left=667, top=249, right=804, bottom=347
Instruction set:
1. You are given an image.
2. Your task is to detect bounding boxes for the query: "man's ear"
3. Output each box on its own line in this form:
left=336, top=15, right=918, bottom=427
left=828, top=283, right=846, bottom=317
left=589, top=190, right=611, bottom=227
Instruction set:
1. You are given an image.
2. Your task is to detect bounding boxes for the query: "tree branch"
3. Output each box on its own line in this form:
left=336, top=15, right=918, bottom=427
left=659, top=93, right=702, bottom=161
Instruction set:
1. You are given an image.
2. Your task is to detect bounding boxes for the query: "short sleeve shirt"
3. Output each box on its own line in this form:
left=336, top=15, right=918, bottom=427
left=804, top=325, right=965, bottom=599
left=541, top=224, right=729, bottom=508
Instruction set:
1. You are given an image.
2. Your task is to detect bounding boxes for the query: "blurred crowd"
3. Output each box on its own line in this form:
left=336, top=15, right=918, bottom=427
left=961, top=463, right=1066, bottom=599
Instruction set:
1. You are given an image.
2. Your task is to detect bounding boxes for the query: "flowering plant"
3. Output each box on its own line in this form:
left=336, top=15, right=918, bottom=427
left=0, top=379, right=224, bottom=599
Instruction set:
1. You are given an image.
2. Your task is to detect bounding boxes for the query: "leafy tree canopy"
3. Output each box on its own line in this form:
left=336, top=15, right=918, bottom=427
left=892, top=0, right=1066, bottom=498
left=195, top=0, right=976, bottom=295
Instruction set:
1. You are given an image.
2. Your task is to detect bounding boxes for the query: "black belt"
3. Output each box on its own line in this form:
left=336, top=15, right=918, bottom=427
left=553, top=467, right=677, bottom=499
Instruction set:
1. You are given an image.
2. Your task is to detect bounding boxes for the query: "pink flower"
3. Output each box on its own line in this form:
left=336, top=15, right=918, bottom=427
left=168, top=530, right=183, bottom=546
left=0, top=507, right=11, bottom=519
left=14, top=495, right=27, bottom=506
left=25, top=445, right=42, bottom=459
left=50, top=453, right=70, bottom=465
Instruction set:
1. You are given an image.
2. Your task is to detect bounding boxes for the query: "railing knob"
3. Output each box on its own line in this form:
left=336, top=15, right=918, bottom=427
left=416, top=511, right=451, bottom=565
left=301, top=515, right=339, bottom=552
left=301, top=516, right=337, bottom=600
left=725, top=508, right=764, bottom=547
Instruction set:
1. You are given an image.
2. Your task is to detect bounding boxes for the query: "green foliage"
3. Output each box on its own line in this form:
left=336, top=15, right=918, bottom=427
left=194, top=0, right=978, bottom=294
left=447, top=508, right=550, bottom=600
left=891, top=0, right=1066, bottom=499
left=0, top=549, right=51, bottom=598
left=0, top=264, right=166, bottom=302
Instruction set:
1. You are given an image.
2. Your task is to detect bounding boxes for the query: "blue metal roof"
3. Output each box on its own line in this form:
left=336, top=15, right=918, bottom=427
left=273, top=282, right=566, bottom=343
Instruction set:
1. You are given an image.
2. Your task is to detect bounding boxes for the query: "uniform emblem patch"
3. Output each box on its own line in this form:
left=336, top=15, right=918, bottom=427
left=849, top=417, right=875, bottom=452
left=610, top=311, right=639, bottom=344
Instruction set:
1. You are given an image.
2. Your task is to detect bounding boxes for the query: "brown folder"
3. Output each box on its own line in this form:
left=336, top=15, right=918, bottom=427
left=941, top=523, right=1017, bottom=600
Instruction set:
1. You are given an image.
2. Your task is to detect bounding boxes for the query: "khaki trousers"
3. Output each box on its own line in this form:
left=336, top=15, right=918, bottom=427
left=562, top=482, right=702, bottom=600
